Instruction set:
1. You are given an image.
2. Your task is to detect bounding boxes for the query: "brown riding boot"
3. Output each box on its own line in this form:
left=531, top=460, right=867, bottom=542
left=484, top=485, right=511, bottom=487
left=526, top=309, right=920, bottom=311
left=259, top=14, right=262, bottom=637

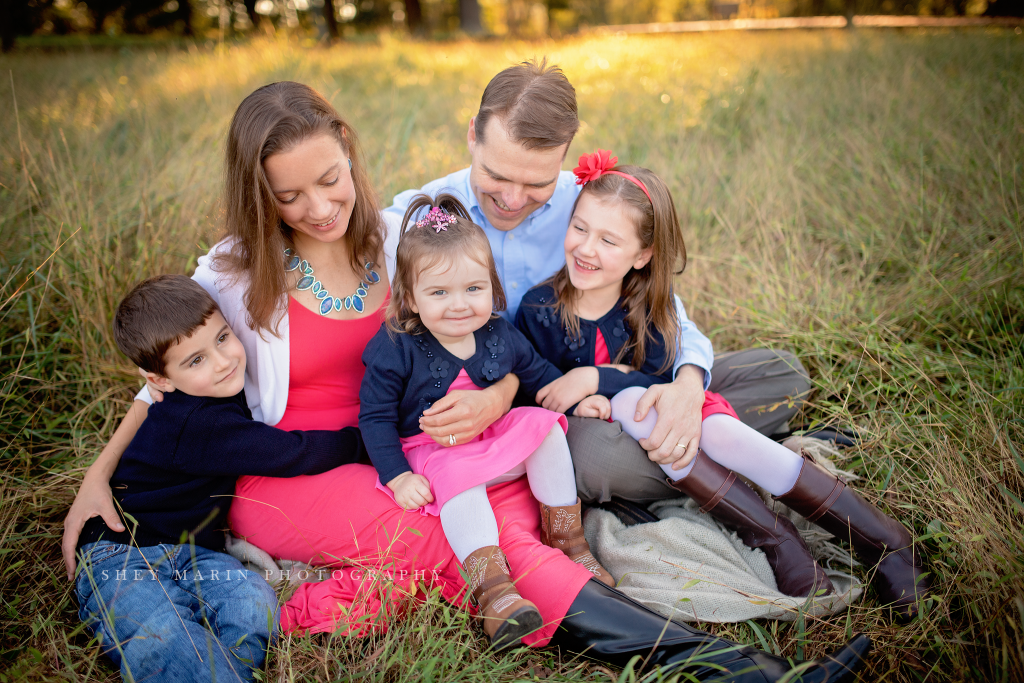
left=774, top=454, right=930, bottom=621
left=465, top=545, right=543, bottom=651
left=668, top=450, right=834, bottom=598
left=539, top=498, right=616, bottom=587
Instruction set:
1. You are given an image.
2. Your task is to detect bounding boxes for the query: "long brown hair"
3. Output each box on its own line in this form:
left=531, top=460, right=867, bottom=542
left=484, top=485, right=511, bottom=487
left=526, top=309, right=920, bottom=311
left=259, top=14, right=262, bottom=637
left=548, top=165, right=685, bottom=374
left=215, top=81, right=384, bottom=335
left=386, top=193, right=506, bottom=335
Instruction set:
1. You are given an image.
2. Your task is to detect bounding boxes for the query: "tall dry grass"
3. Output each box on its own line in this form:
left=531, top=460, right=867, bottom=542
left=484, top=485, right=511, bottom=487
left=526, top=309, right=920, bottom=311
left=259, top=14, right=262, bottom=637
left=1, top=29, right=1022, bottom=681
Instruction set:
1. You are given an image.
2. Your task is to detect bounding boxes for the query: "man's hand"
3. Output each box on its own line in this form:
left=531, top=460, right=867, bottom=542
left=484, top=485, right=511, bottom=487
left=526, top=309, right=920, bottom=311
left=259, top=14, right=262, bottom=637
left=537, top=367, right=599, bottom=414
left=634, top=364, right=705, bottom=471
left=387, top=472, right=434, bottom=510
left=419, top=374, right=517, bottom=447
left=574, top=394, right=611, bottom=420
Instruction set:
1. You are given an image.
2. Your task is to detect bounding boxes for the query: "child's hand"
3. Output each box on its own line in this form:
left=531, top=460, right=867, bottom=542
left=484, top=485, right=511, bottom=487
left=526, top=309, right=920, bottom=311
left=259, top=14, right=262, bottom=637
left=387, top=472, right=434, bottom=510
left=537, top=367, right=599, bottom=414
left=573, top=395, right=611, bottom=420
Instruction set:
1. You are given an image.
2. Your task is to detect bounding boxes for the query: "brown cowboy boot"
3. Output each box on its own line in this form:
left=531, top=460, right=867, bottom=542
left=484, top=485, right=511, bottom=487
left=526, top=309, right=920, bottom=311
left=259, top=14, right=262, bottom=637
left=774, top=454, right=930, bottom=621
left=465, top=545, right=543, bottom=651
left=539, top=498, right=615, bottom=586
left=668, top=450, right=834, bottom=598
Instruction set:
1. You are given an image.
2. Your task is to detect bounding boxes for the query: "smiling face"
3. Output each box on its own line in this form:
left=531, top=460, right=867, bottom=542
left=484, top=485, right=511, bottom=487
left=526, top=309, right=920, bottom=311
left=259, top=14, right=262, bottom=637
left=564, top=192, right=654, bottom=299
left=263, top=133, right=356, bottom=247
left=409, top=252, right=494, bottom=345
left=467, top=116, right=567, bottom=232
left=147, top=311, right=247, bottom=399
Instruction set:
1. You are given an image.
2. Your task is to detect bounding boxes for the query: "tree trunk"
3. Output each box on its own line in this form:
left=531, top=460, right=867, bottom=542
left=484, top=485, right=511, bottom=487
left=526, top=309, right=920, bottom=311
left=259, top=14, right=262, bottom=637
left=176, top=0, right=194, bottom=35
left=985, top=0, right=1024, bottom=14
left=1, top=2, right=16, bottom=52
left=244, top=0, right=260, bottom=27
left=459, top=0, right=483, bottom=34
left=323, top=0, right=340, bottom=39
left=405, top=0, right=423, bottom=33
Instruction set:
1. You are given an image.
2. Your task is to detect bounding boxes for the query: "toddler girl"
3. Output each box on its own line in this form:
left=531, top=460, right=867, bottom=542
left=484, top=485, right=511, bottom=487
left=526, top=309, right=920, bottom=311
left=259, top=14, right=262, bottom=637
left=516, top=150, right=930, bottom=620
left=359, top=193, right=613, bottom=651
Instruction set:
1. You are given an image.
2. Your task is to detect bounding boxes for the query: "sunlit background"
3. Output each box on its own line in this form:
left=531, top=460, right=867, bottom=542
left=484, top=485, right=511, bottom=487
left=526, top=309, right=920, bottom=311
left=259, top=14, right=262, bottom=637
left=5, top=0, right=1021, bottom=49
left=1, top=15, right=1023, bottom=683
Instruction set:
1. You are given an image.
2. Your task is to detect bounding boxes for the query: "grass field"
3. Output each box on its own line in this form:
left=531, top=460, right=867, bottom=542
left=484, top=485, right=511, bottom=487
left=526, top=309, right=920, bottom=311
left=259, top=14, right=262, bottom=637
left=1, top=28, right=1023, bottom=682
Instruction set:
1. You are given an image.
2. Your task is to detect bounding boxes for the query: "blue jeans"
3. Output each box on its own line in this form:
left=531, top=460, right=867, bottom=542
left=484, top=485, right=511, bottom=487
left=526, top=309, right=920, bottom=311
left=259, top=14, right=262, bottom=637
left=75, top=541, right=279, bottom=683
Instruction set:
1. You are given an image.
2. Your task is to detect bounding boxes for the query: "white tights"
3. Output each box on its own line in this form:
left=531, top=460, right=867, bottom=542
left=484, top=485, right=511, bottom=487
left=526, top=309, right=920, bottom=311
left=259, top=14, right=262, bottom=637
left=440, top=425, right=578, bottom=563
left=610, top=386, right=805, bottom=497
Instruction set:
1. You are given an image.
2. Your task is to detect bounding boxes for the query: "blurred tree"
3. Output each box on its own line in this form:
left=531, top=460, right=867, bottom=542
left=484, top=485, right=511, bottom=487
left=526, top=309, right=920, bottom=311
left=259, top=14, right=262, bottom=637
left=243, top=0, right=259, bottom=26
left=122, top=0, right=192, bottom=34
left=460, top=0, right=482, bottom=33
left=547, top=0, right=569, bottom=34
left=86, top=0, right=125, bottom=32
left=1, top=0, right=37, bottom=51
left=405, top=0, right=423, bottom=32
left=323, top=0, right=340, bottom=38
left=986, top=0, right=1024, bottom=14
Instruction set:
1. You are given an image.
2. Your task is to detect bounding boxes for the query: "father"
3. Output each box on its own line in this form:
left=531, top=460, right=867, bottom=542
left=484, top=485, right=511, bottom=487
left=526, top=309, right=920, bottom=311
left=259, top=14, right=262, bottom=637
left=387, top=59, right=811, bottom=504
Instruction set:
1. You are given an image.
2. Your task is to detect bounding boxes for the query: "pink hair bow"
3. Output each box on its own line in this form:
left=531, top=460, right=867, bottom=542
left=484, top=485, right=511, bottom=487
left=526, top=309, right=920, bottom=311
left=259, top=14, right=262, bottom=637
left=415, top=206, right=457, bottom=233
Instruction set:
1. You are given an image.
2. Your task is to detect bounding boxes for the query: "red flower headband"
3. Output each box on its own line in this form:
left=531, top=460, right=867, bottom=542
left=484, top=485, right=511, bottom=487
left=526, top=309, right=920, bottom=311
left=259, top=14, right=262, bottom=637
left=573, top=149, right=652, bottom=204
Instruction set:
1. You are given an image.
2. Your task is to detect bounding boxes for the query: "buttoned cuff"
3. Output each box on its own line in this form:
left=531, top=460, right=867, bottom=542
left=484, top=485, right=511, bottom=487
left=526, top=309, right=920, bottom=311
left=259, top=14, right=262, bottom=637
left=673, top=362, right=712, bottom=391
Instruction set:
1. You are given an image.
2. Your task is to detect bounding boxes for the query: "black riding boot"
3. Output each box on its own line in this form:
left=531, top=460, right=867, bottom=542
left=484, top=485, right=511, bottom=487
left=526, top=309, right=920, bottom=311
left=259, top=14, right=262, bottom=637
left=550, top=580, right=870, bottom=682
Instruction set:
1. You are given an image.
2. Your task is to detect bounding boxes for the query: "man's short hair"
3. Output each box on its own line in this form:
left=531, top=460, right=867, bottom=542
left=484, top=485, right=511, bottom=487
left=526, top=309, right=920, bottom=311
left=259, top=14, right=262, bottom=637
left=113, top=275, right=219, bottom=374
left=475, top=58, right=579, bottom=150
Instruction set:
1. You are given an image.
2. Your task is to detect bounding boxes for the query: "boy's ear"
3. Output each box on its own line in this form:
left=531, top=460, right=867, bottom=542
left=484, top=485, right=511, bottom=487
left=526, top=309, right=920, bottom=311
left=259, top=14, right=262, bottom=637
left=633, top=246, right=654, bottom=271
left=140, top=368, right=176, bottom=393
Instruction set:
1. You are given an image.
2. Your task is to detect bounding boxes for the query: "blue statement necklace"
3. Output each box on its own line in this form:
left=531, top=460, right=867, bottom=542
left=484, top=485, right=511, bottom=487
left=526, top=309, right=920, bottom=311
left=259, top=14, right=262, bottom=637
left=284, top=247, right=381, bottom=316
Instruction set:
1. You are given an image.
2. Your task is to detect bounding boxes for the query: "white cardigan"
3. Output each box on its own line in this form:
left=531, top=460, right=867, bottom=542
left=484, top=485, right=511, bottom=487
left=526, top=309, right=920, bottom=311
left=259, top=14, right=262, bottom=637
left=136, top=212, right=402, bottom=426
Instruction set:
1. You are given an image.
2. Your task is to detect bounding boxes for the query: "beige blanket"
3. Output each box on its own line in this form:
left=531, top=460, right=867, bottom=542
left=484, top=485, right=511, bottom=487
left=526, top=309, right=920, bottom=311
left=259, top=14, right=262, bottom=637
left=583, top=438, right=864, bottom=623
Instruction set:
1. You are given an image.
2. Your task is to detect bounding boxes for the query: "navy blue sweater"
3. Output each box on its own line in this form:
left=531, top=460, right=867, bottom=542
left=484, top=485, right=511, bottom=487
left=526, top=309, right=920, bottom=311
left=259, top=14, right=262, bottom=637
left=79, top=389, right=365, bottom=552
left=359, top=316, right=563, bottom=485
left=515, top=284, right=673, bottom=400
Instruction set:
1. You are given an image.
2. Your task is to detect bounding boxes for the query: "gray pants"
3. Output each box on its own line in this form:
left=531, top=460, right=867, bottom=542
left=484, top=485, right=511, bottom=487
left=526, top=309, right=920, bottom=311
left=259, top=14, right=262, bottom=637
left=567, top=348, right=811, bottom=505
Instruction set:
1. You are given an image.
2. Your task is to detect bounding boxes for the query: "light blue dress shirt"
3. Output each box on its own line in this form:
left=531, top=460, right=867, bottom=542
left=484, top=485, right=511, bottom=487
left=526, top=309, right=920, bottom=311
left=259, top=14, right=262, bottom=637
left=385, top=167, right=715, bottom=387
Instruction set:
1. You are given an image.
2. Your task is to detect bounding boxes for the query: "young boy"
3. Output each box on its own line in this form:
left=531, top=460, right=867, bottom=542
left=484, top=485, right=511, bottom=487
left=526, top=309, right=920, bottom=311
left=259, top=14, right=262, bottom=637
left=75, top=274, right=367, bottom=683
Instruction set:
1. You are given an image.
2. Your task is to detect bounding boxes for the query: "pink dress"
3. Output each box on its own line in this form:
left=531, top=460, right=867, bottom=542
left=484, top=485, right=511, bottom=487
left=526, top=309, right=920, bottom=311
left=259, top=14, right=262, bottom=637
left=377, top=369, right=567, bottom=516
left=594, top=329, right=739, bottom=421
left=227, top=297, right=593, bottom=641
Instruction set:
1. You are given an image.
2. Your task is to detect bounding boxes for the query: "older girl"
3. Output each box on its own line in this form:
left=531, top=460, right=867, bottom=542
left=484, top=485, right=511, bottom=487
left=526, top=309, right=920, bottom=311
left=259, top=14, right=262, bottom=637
left=518, top=150, right=930, bottom=620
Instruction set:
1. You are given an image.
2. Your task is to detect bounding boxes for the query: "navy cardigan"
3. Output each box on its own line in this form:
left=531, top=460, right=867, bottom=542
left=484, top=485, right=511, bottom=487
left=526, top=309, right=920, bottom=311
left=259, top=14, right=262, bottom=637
left=359, top=316, right=563, bottom=485
left=79, top=389, right=365, bottom=552
left=515, top=283, right=674, bottom=400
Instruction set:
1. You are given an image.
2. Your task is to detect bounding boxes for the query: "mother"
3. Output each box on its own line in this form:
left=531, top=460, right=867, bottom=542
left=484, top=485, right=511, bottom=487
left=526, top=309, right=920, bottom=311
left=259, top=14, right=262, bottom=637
left=63, top=81, right=867, bottom=682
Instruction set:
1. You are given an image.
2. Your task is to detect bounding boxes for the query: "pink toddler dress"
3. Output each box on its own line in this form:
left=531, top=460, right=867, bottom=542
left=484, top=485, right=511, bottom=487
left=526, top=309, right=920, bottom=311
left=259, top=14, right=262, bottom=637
left=376, top=368, right=568, bottom=515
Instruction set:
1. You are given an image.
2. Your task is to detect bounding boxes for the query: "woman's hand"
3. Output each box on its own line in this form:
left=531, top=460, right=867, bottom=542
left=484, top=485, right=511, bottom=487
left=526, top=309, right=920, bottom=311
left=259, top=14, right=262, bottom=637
left=387, top=472, right=434, bottom=510
left=61, top=399, right=149, bottom=579
left=420, top=374, right=518, bottom=447
left=140, top=367, right=166, bottom=402
left=573, top=395, right=611, bottom=420
left=62, top=476, right=122, bottom=579
left=537, top=367, right=599, bottom=414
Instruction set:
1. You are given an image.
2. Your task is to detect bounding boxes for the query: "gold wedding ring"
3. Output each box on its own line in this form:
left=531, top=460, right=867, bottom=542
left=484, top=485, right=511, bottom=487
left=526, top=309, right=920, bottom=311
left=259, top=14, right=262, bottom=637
left=675, top=442, right=687, bottom=451
left=449, top=434, right=457, bottom=446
